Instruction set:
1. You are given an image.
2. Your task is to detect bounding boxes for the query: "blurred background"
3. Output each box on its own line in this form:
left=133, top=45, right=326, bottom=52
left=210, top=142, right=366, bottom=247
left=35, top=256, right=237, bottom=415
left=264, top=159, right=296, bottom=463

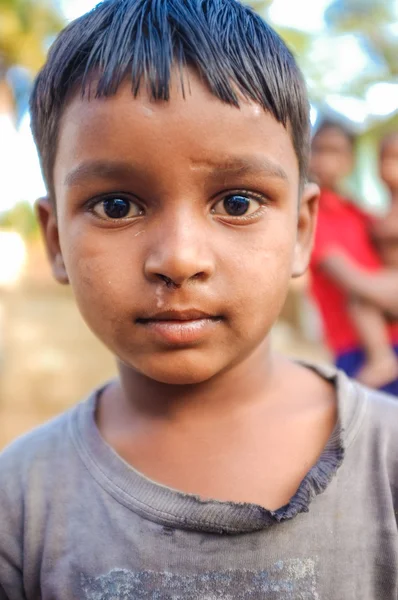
left=0, top=0, right=397, bottom=447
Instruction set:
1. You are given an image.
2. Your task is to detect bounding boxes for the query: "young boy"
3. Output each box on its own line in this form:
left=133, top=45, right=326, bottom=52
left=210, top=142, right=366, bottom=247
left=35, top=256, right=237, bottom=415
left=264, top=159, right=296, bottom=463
left=309, top=121, right=398, bottom=393
left=0, top=1, right=398, bottom=598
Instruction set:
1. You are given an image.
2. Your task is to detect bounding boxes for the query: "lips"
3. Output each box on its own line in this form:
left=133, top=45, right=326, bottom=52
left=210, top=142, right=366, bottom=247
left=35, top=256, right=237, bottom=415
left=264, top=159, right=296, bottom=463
left=136, top=309, right=222, bottom=345
left=136, top=309, right=218, bottom=323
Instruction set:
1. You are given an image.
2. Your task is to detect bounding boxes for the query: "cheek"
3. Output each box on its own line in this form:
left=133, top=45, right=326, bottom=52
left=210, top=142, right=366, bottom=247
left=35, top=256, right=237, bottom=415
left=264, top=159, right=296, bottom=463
left=224, top=216, right=296, bottom=326
left=61, top=232, right=138, bottom=326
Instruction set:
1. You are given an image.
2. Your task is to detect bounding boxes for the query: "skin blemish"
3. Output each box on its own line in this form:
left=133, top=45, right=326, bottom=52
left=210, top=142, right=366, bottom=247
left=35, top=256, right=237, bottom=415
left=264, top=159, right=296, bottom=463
left=134, top=230, right=146, bottom=238
left=155, top=285, right=165, bottom=309
left=141, top=106, right=155, bottom=117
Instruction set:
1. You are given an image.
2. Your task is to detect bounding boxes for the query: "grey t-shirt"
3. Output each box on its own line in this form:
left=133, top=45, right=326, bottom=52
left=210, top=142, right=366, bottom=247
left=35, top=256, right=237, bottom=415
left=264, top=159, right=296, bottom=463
left=0, top=364, right=397, bottom=599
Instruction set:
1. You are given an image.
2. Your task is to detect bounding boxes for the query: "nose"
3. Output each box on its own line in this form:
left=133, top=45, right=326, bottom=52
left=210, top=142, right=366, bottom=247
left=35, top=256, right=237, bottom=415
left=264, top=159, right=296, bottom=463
left=144, top=213, right=215, bottom=288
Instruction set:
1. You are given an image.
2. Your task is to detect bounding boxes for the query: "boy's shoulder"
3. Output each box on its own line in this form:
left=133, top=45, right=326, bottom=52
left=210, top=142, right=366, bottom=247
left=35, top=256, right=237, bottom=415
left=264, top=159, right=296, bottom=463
left=310, top=363, right=398, bottom=450
left=352, top=383, right=398, bottom=497
left=0, top=393, right=91, bottom=482
left=361, top=384, right=398, bottom=440
left=0, top=405, right=78, bottom=541
left=337, top=372, right=398, bottom=475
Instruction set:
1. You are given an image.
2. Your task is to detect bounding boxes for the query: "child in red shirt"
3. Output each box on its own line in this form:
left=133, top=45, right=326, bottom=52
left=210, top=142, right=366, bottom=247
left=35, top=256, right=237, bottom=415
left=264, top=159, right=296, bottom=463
left=310, top=122, right=398, bottom=394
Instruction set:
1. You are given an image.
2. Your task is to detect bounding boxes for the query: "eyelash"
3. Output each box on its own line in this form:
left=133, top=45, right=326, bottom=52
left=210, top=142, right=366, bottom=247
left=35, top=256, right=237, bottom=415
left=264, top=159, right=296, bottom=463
left=214, top=190, right=269, bottom=219
left=85, top=190, right=269, bottom=222
left=85, top=193, right=142, bottom=214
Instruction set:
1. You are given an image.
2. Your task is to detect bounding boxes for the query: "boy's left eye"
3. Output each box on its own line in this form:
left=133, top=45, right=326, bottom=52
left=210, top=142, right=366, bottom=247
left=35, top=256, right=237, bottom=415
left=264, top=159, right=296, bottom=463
left=211, top=194, right=263, bottom=217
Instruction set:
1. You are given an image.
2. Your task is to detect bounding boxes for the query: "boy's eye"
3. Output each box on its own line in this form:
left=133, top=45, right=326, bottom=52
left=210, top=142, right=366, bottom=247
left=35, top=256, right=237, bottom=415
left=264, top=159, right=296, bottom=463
left=91, top=197, right=143, bottom=220
left=212, top=194, right=262, bottom=217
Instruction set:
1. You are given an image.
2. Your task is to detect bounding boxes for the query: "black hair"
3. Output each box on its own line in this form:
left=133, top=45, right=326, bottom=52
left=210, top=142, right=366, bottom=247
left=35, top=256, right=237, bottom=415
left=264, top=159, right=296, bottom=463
left=312, top=119, right=356, bottom=149
left=30, top=0, right=311, bottom=200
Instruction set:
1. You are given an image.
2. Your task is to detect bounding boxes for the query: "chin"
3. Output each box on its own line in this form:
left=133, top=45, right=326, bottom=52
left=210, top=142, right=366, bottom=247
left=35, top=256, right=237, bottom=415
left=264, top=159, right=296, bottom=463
left=133, top=354, right=224, bottom=386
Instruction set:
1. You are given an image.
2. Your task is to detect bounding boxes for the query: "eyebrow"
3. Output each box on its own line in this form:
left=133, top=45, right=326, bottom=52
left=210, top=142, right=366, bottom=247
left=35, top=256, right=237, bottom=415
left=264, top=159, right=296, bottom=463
left=201, top=156, right=289, bottom=182
left=64, top=156, right=289, bottom=187
left=64, top=160, right=143, bottom=187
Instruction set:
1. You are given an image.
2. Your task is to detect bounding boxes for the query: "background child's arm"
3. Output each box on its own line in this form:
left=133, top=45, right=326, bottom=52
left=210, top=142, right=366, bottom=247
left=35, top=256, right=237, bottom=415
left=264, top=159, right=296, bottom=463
left=348, top=298, right=398, bottom=387
left=319, top=251, right=398, bottom=317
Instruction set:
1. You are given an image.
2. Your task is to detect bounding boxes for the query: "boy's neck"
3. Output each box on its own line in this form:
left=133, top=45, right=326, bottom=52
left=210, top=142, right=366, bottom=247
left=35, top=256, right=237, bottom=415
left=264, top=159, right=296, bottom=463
left=98, top=341, right=333, bottom=440
left=96, top=349, right=336, bottom=510
left=112, top=337, right=276, bottom=423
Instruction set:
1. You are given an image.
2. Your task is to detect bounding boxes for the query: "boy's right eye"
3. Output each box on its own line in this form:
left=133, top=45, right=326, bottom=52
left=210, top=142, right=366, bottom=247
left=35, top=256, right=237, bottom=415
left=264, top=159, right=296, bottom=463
left=90, top=196, right=144, bottom=220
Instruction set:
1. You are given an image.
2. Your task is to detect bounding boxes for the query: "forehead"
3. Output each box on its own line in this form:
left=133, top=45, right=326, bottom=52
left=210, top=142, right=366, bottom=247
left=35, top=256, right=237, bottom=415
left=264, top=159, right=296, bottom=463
left=54, top=71, right=299, bottom=190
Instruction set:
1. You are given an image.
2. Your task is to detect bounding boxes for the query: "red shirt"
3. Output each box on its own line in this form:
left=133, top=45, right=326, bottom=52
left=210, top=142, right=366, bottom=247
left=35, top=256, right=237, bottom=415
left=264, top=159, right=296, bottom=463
left=310, top=189, right=398, bottom=354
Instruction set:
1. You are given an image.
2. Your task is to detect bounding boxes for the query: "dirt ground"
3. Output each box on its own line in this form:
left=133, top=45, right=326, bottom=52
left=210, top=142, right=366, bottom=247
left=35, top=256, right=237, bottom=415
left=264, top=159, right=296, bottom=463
left=0, top=244, right=330, bottom=449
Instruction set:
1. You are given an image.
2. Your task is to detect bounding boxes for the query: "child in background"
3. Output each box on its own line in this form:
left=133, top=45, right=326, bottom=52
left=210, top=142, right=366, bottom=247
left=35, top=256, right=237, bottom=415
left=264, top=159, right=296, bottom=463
left=310, top=121, right=398, bottom=392
left=372, top=131, right=398, bottom=267
left=0, top=2, right=398, bottom=598
left=347, top=132, right=398, bottom=389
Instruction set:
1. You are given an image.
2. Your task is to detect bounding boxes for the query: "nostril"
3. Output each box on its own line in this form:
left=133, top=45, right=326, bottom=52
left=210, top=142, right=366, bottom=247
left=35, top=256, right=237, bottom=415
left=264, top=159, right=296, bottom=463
left=191, top=271, right=205, bottom=281
left=157, top=274, right=179, bottom=289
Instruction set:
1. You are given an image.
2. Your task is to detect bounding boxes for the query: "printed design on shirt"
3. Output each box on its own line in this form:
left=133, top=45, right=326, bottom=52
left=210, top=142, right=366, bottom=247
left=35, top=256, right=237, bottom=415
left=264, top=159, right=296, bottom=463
left=80, top=559, right=319, bottom=599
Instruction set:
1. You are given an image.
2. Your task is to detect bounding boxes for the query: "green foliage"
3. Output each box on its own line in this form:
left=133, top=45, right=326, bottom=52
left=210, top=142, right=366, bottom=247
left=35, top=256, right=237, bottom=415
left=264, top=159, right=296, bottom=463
left=249, top=0, right=273, bottom=13
left=326, top=0, right=398, bottom=81
left=250, top=0, right=398, bottom=101
left=0, top=202, right=39, bottom=240
left=249, top=1, right=325, bottom=100
left=0, top=0, right=63, bottom=73
left=326, top=0, right=395, bottom=31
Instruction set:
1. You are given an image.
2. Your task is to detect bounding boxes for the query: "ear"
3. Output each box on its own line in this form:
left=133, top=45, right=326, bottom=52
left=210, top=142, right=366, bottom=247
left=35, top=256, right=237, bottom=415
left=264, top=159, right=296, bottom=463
left=36, top=197, right=69, bottom=285
left=292, top=182, right=319, bottom=279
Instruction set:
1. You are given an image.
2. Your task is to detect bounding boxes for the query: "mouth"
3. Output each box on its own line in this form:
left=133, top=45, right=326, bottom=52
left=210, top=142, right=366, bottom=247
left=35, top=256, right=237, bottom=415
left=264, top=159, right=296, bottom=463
left=136, top=310, right=223, bottom=345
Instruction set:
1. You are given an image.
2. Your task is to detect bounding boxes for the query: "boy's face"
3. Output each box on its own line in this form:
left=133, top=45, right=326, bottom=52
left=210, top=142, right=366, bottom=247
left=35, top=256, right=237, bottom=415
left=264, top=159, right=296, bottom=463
left=39, top=71, right=317, bottom=385
left=380, top=135, right=398, bottom=193
left=310, top=127, right=354, bottom=190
